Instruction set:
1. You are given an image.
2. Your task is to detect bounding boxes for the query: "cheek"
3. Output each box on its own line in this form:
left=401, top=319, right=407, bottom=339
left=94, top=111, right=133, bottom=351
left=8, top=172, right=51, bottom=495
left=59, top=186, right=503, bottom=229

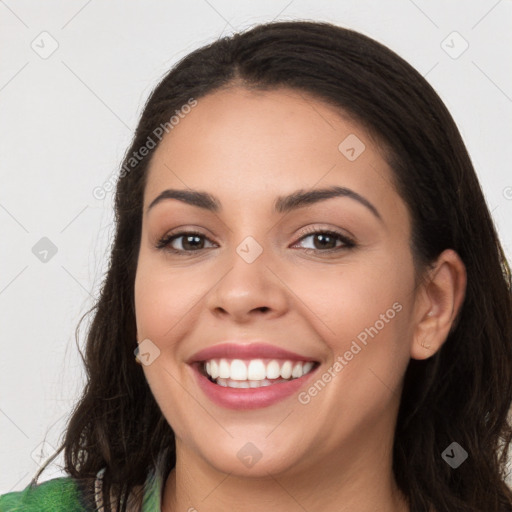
left=290, top=256, right=412, bottom=403
left=134, top=255, right=201, bottom=340
left=292, top=256, right=409, bottom=345
left=134, top=259, right=201, bottom=440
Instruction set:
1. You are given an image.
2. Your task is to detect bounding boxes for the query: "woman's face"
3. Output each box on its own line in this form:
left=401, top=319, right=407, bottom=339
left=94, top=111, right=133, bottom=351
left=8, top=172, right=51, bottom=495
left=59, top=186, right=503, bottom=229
left=134, top=86, right=419, bottom=478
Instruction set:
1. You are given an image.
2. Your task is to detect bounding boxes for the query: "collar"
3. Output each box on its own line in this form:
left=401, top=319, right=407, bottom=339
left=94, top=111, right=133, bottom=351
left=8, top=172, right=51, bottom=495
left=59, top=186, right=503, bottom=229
left=141, top=449, right=170, bottom=511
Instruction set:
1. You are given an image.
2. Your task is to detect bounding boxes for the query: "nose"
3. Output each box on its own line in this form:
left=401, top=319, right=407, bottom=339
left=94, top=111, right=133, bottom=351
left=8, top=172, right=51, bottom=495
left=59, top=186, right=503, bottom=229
left=204, top=241, right=290, bottom=324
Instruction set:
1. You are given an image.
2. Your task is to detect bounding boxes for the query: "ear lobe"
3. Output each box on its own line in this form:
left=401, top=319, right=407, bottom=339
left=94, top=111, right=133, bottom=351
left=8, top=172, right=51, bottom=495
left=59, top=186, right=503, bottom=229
left=411, top=249, right=467, bottom=360
left=411, top=312, right=435, bottom=359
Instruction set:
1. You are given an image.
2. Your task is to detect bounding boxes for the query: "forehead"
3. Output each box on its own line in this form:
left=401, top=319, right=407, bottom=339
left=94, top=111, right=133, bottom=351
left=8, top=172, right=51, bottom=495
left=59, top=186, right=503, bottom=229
left=143, top=86, right=398, bottom=218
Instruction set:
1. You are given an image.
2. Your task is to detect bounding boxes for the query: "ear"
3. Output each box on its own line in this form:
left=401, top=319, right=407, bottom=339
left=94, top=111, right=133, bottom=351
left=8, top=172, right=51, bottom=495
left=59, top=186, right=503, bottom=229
left=410, top=249, right=467, bottom=360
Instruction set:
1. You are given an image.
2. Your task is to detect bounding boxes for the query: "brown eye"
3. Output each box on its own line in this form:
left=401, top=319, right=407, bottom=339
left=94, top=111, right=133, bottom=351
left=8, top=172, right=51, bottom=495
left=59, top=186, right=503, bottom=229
left=156, top=231, right=216, bottom=254
left=293, top=229, right=355, bottom=253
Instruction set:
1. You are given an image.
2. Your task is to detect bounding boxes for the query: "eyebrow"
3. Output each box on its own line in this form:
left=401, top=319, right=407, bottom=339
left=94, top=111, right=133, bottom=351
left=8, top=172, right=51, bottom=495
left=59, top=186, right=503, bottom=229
left=146, top=185, right=382, bottom=220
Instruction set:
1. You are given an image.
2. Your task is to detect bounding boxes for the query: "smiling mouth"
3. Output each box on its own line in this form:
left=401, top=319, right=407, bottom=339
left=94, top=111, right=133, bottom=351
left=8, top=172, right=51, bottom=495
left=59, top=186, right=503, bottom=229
left=198, top=358, right=320, bottom=389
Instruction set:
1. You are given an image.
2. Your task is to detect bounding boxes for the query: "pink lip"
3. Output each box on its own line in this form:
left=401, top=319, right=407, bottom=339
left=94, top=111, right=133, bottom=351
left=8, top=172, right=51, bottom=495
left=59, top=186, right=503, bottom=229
left=190, top=362, right=319, bottom=410
left=188, top=342, right=317, bottom=363
left=187, top=342, right=320, bottom=410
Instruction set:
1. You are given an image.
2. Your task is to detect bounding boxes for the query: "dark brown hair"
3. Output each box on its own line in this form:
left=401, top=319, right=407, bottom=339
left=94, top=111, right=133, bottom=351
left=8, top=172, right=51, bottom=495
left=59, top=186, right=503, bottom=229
left=33, top=20, right=512, bottom=511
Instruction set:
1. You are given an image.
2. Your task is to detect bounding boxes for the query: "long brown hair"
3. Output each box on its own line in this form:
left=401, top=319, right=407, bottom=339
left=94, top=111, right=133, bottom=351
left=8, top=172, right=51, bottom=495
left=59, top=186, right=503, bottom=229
left=33, top=20, right=512, bottom=511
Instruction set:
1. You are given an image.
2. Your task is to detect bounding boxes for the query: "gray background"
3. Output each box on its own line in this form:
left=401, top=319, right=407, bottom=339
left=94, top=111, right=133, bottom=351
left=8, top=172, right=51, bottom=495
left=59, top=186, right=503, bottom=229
left=1, top=0, right=511, bottom=493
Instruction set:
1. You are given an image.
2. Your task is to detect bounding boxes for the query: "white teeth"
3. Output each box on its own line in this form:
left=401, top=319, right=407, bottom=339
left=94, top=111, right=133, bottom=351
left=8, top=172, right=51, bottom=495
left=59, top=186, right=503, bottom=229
left=266, top=360, right=281, bottom=379
left=302, top=361, right=314, bottom=375
left=210, top=360, right=219, bottom=379
left=219, top=359, right=230, bottom=379
left=217, top=378, right=277, bottom=388
left=203, top=358, right=316, bottom=383
left=280, top=361, right=293, bottom=379
left=291, top=362, right=303, bottom=378
left=230, top=359, right=247, bottom=380
left=247, top=359, right=266, bottom=380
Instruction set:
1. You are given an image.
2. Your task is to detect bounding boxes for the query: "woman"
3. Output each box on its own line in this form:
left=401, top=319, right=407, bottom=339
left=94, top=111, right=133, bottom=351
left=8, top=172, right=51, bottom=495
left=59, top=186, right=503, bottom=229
left=1, top=19, right=511, bottom=512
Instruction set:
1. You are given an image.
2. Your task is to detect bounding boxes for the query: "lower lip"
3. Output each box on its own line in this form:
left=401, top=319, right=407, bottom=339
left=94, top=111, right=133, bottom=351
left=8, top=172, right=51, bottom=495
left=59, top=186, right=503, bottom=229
left=191, top=363, right=318, bottom=410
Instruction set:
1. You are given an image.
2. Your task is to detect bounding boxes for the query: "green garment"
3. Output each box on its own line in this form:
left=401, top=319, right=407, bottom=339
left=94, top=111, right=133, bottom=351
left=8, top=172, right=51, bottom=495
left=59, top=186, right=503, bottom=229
left=0, top=450, right=169, bottom=511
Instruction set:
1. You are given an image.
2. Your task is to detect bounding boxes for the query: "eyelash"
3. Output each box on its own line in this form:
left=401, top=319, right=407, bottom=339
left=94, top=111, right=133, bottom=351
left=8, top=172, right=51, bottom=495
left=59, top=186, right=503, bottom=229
left=155, top=226, right=356, bottom=256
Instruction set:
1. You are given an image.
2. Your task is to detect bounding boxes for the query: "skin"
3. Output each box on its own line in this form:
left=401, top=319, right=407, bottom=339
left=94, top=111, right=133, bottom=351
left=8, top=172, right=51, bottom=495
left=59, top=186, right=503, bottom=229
left=134, top=86, right=466, bottom=512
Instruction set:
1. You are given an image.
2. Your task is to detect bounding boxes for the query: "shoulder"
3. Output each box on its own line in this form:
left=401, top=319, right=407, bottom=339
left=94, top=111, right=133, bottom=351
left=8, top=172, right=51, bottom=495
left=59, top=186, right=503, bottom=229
left=0, top=476, right=92, bottom=512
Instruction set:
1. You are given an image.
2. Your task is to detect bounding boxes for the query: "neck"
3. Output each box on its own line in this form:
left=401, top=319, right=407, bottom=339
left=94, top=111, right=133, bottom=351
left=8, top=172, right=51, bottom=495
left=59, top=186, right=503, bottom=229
left=161, top=426, right=409, bottom=512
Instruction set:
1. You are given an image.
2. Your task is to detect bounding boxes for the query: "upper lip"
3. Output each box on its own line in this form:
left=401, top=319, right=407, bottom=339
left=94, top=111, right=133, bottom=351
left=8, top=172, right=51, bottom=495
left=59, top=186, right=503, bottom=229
left=188, top=342, right=318, bottom=363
